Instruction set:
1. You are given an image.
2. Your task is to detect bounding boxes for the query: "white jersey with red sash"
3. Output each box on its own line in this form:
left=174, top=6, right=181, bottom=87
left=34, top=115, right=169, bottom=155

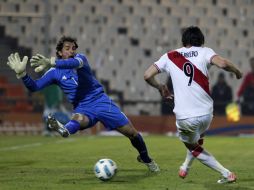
left=154, top=46, right=217, bottom=119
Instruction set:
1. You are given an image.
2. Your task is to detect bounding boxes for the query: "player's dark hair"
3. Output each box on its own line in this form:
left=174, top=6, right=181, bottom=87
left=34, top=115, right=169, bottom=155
left=181, top=26, right=205, bottom=47
left=56, top=36, right=78, bottom=58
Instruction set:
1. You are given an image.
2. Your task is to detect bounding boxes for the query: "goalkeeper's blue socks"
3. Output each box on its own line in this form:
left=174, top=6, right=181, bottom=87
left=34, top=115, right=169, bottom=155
left=65, top=120, right=81, bottom=134
left=130, top=133, right=152, bottom=163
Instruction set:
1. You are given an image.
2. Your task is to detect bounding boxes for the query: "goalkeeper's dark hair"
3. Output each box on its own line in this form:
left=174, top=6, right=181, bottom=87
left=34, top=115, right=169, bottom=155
left=56, top=36, right=78, bottom=58
left=181, top=26, right=205, bottom=47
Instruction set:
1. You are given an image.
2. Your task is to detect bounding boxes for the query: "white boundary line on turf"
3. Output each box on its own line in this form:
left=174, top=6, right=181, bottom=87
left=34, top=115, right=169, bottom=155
left=0, top=142, right=42, bottom=151
left=0, top=138, right=76, bottom=151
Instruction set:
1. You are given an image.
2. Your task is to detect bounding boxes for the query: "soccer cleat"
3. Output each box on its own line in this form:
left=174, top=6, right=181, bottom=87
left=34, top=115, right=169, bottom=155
left=137, top=155, right=160, bottom=172
left=47, top=114, right=70, bottom=138
left=178, top=167, right=188, bottom=179
left=217, top=172, right=237, bottom=184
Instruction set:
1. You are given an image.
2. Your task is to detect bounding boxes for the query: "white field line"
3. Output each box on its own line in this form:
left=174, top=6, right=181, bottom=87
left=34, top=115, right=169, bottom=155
left=0, top=142, right=42, bottom=151
left=0, top=138, right=76, bottom=152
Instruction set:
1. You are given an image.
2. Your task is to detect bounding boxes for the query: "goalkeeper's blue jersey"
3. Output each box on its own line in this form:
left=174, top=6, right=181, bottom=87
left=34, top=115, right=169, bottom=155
left=22, top=53, right=104, bottom=107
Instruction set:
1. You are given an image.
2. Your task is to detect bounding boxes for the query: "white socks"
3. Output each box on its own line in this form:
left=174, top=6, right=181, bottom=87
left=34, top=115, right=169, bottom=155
left=181, top=150, right=195, bottom=171
left=192, top=147, right=230, bottom=177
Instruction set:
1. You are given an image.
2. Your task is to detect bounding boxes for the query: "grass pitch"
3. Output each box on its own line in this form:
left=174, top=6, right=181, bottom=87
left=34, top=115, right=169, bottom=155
left=0, top=135, right=253, bottom=190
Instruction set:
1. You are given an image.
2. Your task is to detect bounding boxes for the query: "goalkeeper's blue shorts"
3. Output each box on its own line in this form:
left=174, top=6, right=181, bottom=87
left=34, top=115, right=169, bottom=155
left=74, top=94, right=129, bottom=130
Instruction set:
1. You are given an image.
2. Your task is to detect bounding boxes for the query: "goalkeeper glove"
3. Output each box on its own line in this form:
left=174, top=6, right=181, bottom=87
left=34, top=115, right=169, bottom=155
left=7, top=52, right=28, bottom=79
left=30, top=54, right=56, bottom=73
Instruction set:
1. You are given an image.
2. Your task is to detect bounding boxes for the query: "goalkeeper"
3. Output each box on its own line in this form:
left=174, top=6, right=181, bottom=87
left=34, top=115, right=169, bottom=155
left=7, top=36, right=159, bottom=172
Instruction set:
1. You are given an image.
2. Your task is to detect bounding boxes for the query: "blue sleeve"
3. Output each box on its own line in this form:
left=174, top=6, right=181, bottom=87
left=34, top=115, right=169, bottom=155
left=55, top=54, right=88, bottom=69
left=22, top=69, right=56, bottom=92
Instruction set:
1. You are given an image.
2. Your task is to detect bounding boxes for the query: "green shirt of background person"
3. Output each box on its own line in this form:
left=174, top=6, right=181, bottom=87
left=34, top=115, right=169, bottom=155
left=42, top=85, right=63, bottom=109
left=42, top=85, right=64, bottom=136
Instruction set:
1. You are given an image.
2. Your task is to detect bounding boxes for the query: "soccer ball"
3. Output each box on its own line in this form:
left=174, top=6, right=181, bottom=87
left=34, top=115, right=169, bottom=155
left=94, top=158, right=117, bottom=181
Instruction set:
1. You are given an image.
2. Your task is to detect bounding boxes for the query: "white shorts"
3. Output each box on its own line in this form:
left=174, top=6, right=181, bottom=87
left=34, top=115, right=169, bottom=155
left=176, top=114, right=213, bottom=144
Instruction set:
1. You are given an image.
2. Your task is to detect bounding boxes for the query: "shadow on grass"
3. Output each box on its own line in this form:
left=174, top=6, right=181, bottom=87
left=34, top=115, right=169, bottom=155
left=112, top=169, right=159, bottom=183
left=204, top=181, right=254, bottom=190
left=61, top=168, right=160, bottom=185
left=0, top=160, right=37, bottom=169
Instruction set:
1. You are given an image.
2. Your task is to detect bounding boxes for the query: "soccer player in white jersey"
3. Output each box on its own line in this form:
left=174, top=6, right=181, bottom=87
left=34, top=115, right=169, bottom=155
left=144, top=26, right=242, bottom=184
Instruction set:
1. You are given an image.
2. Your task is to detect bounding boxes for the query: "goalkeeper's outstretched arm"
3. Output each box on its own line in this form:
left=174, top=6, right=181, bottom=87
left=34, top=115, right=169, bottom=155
left=7, top=52, right=55, bottom=92
left=30, top=53, right=86, bottom=73
left=7, top=52, right=28, bottom=79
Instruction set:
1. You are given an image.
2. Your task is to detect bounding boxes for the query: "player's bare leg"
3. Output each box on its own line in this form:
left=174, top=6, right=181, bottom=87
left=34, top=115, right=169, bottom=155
left=179, top=150, right=194, bottom=178
left=116, top=123, right=160, bottom=172
left=184, top=142, right=236, bottom=183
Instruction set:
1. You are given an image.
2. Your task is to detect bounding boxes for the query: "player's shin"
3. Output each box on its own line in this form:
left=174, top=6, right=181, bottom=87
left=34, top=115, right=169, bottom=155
left=180, top=137, right=204, bottom=171
left=130, top=133, right=152, bottom=163
left=181, top=150, right=195, bottom=171
left=65, top=120, right=81, bottom=134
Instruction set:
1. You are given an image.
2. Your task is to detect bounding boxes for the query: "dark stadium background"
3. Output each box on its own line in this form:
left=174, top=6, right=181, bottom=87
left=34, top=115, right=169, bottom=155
left=0, top=0, right=253, bottom=135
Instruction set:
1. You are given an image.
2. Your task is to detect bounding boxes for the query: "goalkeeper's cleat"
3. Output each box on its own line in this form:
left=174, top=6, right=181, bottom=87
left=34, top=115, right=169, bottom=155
left=178, top=167, right=188, bottom=179
left=137, top=155, right=160, bottom=172
left=47, top=114, right=70, bottom=138
left=217, top=172, right=237, bottom=184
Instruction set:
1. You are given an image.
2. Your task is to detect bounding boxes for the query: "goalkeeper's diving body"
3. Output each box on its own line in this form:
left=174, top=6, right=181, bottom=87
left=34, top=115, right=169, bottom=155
left=7, top=36, right=159, bottom=172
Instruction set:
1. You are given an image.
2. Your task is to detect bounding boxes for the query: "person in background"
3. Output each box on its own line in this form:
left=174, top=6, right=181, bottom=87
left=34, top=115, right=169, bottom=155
left=161, top=76, right=174, bottom=115
left=211, top=72, right=232, bottom=115
left=42, top=85, right=70, bottom=136
left=237, top=57, right=254, bottom=115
